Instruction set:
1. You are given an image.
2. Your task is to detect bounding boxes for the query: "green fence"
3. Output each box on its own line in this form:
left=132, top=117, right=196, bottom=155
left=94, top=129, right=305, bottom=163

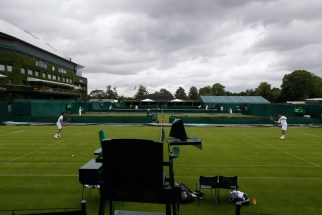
left=3, top=100, right=321, bottom=124
left=248, top=103, right=321, bottom=118
left=169, top=116, right=322, bottom=124
left=7, top=116, right=153, bottom=124
left=0, top=102, right=8, bottom=122
left=10, top=100, right=75, bottom=116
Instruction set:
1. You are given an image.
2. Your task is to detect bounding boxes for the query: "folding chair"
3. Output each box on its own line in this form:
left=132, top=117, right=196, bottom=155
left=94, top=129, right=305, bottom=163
left=195, top=175, right=218, bottom=205
left=217, top=175, right=238, bottom=205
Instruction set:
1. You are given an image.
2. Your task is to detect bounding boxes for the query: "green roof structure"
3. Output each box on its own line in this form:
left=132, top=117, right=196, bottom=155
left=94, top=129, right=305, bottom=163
left=200, top=96, right=270, bottom=104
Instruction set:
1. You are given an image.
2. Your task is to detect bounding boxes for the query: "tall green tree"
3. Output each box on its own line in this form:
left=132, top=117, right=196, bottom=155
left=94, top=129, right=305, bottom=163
left=212, top=83, right=225, bottom=96
left=89, top=89, right=106, bottom=99
left=255, top=82, right=273, bottom=101
left=198, top=86, right=212, bottom=96
left=134, top=85, right=149, bottom=97
left=271, top=87, right=282, bottom=103
left=174, top=87, right=187, bottom=99
left=281, top=70, right=322, bottom=101
left=188, top=86, right=199, bottom=100
left=106, top=85, right=118, bottom=99
left=159, top=88, right=173, bottom=97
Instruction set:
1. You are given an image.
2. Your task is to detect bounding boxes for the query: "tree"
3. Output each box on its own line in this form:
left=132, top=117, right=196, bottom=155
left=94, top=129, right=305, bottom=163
left=174, top=87, right=187, bottom=99
left=255, top=82, right=273, bottom=101
left=134, top=85, right=149, bottom=97
left=188, top=86, right=199, bottom=100
left=106, top=85, right=118, bottom=99
left=281, top=70, right=322, bottom=101
left=198, top=86, right=212, bottom=96
left=212, top=83, right=225, bottom=96
left=159, top=88, right=173, bottom=97
left=237, top=89, right=256, bottom=96
left=89, top=89, right=106, bottom=99
left=271, top=87, right=282, bottom=103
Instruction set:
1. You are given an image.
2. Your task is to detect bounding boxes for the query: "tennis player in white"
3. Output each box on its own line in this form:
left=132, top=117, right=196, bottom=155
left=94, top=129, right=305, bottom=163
left=54, top=112, right=65, bottom=139
left=277, top=114, right=287, bottom=139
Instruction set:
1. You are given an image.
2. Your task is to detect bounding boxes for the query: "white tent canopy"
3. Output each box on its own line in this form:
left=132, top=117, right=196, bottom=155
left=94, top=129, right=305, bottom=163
left=141, top=98, right=154, bottom=102
left=170, top=99, right=183, bottom=102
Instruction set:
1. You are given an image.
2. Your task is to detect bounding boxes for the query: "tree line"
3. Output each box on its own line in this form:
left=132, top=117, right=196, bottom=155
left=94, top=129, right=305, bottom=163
left=88, top=70, right=322, bottom=103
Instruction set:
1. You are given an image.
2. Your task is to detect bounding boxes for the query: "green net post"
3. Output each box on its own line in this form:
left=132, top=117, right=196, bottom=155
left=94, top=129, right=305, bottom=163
left=99, top=130, right=107, bottom=141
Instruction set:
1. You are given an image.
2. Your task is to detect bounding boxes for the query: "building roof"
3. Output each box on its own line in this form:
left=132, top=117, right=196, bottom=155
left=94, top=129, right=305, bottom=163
left=0, top=19, right=82, bottom=67
left=136, top=93, right=174, bottom=102
left=200, top=96, right=270, bottom=104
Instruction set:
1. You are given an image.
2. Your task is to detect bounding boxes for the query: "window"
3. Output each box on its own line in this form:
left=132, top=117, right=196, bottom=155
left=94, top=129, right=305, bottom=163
left=0, top=64, right=5, bottom=71
left=35, top=71, right=39, bottom=77
left=52, top=75, right=57, bottom=80
left=7, top=65, right=13, bottom=72
left=28, top=69, right=33, bottom=75
left=21, top=68, right=26, bottom=74
left=63, top=77, right=66, bottom=82
left=42, top=73, right=47, bottom=78
left=36, top=60, right=47, bottom=69
left=48, top=74, right=52, bottom=79
left=57, top=76, right=61, bottom=81
left=59, top=68, right=66, bottom=74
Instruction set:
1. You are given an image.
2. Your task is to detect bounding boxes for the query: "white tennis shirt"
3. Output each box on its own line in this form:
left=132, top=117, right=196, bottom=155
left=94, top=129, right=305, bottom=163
left=278, top=116, right=287, bottom=126
left=56, top=115, right=63, bottom=126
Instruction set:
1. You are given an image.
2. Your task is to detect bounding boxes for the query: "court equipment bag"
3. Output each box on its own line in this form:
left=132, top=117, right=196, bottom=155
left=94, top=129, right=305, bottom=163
left=178, top=183, right=194, bottom=203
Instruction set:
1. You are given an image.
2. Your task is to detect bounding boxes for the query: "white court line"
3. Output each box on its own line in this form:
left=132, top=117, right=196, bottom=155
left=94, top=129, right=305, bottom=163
left=1, top=174, right=322, bottom=181
left=303, top=133, right=322, bottom=139
left=0, top=174, right=77, bottom=177
left=5, top=133, right=82, bottom=163
left=244, top=135, right=320, bottom=167
left=2, top=162, right=84, bottom=165
left=0, top=130, right=25, bottom=136
left=175, top=176, right=322, bottom=180
left=175, top=164, right=322, bottom=168
left=2, top=163, right=320, bottom=168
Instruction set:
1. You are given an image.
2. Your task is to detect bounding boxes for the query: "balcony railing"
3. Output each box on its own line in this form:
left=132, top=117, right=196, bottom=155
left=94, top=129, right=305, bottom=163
left=33, top=86, right=79, bottom=95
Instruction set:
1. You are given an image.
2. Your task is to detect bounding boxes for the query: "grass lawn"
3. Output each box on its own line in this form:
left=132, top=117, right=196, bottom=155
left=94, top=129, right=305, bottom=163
left=0, top=125, right=322, bottom=215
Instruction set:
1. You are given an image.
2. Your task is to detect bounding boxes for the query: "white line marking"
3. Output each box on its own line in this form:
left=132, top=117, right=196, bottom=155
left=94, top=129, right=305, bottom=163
left=1, top=174, right=322, bottom=181
left=0, top=130, right=25, bottom=136
left=0, top=174, right=78, bottom=177
left=175, top=176, right=322, bottom=180
left=5, top=133, right=82, bottom=163
left=1, top=163, right=84, bottom=165
left=303, top=133, right=322, bottom=139
left=175, top=164, right=322, bottom=168
left=243, top=134, right=320, bottom=167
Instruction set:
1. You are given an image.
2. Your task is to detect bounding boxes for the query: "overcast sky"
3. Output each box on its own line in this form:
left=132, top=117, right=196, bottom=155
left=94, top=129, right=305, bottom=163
left=1, top=0, right=321, bottom=97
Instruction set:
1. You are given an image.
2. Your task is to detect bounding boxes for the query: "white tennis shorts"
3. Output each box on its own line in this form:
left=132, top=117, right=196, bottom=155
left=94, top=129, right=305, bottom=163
left=281, top=125, right=287, bottom=131
left=57, top=123, right=62, bottom=130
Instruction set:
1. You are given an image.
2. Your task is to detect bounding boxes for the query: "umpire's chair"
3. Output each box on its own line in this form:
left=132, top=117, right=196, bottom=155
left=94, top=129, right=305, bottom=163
left=98, top=138, right=181, bottom=215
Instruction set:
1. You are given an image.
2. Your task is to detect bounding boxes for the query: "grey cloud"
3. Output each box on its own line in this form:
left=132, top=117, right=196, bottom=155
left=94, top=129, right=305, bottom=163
left=1, top=0, right=321, bottom=96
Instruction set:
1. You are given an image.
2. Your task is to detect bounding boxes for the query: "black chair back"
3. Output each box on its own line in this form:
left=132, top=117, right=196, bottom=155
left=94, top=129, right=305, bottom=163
left=199, top=175, right=218, bottom=187
left=100, top=138, right=164, bottom=203
left=218, top=175, right=238, bottom=189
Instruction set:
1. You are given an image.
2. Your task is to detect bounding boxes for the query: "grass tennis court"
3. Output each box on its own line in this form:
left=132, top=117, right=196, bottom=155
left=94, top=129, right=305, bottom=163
left=1, top=125, right=322, bottom=215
